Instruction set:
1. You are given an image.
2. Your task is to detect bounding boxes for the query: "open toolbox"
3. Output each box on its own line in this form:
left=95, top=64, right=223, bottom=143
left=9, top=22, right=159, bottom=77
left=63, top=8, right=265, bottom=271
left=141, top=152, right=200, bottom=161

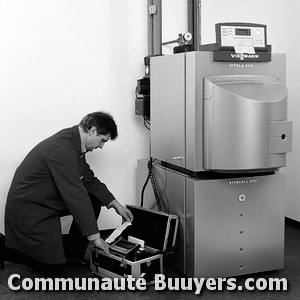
left=90, top=205, right=178, bottom=285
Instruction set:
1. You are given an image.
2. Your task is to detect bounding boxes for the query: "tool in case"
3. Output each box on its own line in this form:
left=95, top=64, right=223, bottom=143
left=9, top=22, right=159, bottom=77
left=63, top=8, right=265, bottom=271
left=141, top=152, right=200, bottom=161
left=90, top=205, right=178, bottom=285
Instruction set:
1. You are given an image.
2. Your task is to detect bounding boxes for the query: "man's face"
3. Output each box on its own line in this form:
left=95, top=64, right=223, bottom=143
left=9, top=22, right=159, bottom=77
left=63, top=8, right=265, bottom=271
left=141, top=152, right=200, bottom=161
left=85, top=127, right=111, bottom=152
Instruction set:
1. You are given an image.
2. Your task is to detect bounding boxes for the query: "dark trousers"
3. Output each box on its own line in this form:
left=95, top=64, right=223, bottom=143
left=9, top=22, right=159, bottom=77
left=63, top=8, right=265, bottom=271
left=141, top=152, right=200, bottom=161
left=1, top=194, right=102, bottom=276
left=63, top=194, right=102, bottom=259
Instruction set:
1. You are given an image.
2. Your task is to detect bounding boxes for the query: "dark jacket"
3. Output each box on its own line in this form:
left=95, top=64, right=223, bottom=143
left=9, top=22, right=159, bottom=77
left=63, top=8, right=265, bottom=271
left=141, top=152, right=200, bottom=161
left=5, top=126, right=115, bottom=264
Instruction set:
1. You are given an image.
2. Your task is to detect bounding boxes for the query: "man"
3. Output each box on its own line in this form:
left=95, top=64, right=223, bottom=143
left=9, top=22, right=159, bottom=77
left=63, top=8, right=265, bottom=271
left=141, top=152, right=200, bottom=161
left=3, top=111, right=133, bottom=275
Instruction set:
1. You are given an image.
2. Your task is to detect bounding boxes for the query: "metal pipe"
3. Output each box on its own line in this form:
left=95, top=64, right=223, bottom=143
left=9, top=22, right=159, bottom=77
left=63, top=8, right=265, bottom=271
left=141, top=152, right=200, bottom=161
left=147, top=0, right=162, bottom=56
left=187, top=0, right=201, bottom=50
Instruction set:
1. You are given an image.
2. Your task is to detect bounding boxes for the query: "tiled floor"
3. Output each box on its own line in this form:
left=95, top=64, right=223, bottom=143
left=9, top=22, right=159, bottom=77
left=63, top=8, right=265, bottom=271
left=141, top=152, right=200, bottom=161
left=1, top=220, right=300, bottom=299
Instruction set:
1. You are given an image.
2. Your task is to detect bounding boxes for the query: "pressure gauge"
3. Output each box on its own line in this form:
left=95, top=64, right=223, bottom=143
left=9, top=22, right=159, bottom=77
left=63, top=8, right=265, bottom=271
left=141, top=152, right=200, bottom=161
left=183, top=32, right=192, bottom=42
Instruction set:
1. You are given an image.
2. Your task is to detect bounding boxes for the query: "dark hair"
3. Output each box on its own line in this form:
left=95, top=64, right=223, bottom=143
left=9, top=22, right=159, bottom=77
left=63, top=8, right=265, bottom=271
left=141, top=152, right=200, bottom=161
left=79, top=111, right=118, bottom=140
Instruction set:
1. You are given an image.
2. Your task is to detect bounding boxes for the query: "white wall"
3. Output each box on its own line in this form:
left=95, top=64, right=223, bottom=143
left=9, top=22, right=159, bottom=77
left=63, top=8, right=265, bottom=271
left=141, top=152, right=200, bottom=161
left=0, top=0, right=151, bottom=232
left=162, top=0, right=188, bottom=54
left=0, top=0, right=188, bottom=233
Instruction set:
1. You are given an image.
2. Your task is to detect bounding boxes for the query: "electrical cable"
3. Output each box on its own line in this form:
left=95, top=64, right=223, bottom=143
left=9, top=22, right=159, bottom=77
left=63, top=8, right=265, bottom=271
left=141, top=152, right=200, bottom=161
left=140, top=158, right=178, bottom=265
left=162, top=161, right=171, bottom=215
left=148, top=158, right=163, bottom=212
left=143, top=117, right=150, bottom=130
left=140, top=158, right=153, bottom=207
left=140, top=158, right=164, bottom=212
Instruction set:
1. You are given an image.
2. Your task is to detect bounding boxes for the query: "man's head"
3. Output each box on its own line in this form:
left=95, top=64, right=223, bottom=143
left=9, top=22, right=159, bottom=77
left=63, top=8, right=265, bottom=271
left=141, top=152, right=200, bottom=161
left=79, top=111, right=118, bottom=152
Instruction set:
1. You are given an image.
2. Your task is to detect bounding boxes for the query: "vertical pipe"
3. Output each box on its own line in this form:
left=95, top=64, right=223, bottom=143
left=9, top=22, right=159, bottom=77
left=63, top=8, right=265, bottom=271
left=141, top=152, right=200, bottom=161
left=153, top=0, right=162, bottom=55
left=147, top=0, right=162, bottom=56
left=187, top=0, right=201, bottom=50
left=147, top=0, right=153, bottom=55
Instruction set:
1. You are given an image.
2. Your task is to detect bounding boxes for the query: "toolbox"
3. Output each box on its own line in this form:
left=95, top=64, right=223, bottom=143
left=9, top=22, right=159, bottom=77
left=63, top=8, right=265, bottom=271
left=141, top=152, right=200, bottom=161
left=90, top=205, right=179, bottom=285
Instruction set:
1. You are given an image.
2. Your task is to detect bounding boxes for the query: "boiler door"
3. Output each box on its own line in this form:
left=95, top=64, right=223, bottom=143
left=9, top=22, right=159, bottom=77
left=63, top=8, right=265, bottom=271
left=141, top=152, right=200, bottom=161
left=203, top=75, right=292, bottom=172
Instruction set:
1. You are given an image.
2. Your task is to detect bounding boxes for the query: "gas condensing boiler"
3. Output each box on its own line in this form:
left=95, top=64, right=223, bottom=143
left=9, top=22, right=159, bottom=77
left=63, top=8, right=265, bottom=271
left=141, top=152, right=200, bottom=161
left=150, top=52, right=291, bottom=173
left=142, top=23, right=292, bottom=278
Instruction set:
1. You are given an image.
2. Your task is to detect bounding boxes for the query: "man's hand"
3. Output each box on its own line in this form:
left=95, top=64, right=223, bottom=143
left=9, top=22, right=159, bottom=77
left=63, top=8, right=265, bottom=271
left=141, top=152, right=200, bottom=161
left=93, top=237, right=110, bottom=254
left=109, top=200, right=133, bottom=222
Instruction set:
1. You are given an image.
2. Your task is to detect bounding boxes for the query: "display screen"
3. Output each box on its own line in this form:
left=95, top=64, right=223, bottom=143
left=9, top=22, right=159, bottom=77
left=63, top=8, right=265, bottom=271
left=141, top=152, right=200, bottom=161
left=235, top=28, right=251, bottom=36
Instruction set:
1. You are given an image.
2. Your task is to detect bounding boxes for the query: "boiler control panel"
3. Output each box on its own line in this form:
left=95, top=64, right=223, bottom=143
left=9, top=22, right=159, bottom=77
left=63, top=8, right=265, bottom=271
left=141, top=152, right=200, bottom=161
left=216, top=22, right=267, bottom=51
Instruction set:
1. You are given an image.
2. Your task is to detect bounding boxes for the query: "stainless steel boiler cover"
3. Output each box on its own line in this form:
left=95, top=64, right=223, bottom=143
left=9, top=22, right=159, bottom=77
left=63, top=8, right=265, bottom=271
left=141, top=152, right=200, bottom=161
left=203, top=75, right=292, bottom=172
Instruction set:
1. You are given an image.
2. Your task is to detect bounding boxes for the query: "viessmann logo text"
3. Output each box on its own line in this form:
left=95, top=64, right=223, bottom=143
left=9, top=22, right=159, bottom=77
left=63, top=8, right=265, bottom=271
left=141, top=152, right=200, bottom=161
left=228, top=178, right=258, bottom=185
left=231, top=53, right=259, bottom=59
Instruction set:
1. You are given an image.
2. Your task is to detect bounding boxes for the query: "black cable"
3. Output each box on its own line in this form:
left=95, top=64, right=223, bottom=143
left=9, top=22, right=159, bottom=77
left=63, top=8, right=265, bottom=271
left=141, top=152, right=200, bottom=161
left=143, top=117, right=150, bottom=130
left=140, top=157, right=164, bottom=212
left=140, top=158, right=155, bottom=207
left=163, top=163, right=170, bottom=215
left=148, top=159, right=163, bottom=212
